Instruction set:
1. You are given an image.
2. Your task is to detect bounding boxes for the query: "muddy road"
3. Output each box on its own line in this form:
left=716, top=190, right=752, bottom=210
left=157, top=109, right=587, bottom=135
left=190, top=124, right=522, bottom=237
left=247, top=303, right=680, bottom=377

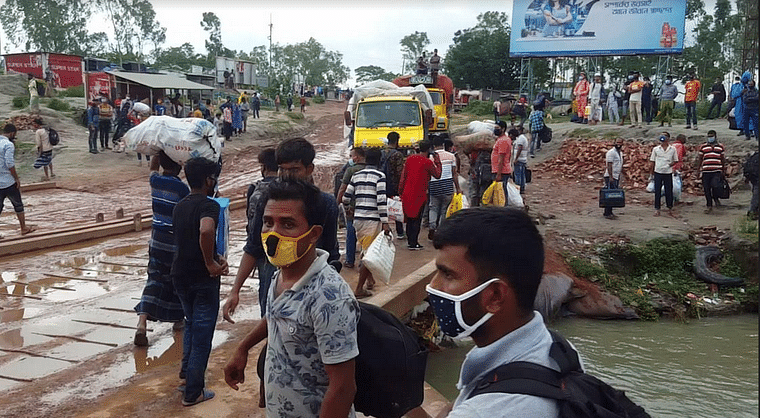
left=0, top=94, right=756, bottom=417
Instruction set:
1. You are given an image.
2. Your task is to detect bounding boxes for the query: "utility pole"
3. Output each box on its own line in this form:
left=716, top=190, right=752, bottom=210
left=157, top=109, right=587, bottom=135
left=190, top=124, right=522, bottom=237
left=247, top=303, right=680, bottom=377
left=268, top=14, right=273, bottom=90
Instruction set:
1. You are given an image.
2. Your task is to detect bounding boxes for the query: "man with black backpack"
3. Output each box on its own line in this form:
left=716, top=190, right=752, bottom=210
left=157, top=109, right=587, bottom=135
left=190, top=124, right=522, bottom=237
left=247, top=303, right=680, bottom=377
left=427, top=207, right=650, bottom=418
left=381, top=131, right=406, bottom=238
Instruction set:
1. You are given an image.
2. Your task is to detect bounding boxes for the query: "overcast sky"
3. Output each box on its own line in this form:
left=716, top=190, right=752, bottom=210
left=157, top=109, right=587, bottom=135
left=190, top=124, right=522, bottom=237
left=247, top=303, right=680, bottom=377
left=1, top=0, right=720, bottom=87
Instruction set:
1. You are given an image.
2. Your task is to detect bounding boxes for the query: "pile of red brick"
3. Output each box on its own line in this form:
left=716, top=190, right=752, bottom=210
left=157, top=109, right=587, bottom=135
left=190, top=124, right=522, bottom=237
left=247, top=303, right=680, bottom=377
left=537, top=139, right=744, bottom=195
left=4, top=114, right=41, bottom=131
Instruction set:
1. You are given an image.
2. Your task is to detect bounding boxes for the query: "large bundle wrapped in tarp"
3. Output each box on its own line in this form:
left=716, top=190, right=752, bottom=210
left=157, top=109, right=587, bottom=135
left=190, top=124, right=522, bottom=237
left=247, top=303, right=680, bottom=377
left=347, top=80, right=436, bottom=117
left=124, top=115, right=221, bottom=163
left=467, top=120, right=497, bottom=134
left=452, top=131, right=495, bottom=153
left=131, top=102, right=151, bottom=115
left=344, top=80, right=436, bottom=141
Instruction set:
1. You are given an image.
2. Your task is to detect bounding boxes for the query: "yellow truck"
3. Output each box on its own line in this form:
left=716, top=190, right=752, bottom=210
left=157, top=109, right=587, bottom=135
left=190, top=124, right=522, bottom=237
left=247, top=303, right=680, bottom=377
left=393, top=74, right=454, bottom=140
left=344, top=81, right=434, bottom=149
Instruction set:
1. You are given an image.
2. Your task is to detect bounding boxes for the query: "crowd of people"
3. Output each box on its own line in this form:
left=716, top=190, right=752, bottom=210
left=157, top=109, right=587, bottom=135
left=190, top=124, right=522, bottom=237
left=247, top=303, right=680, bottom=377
left=561, top=70, right=758, bottom=140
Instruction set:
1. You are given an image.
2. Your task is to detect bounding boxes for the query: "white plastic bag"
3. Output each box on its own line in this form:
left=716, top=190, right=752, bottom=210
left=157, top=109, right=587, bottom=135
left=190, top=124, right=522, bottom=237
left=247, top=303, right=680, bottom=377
left=124, top=116, right=221, bottom=164
left=363, top=233, right=395, bottom=285
left=673, top=172, right=682, bottom=201
left=387, top=197, right=404, bottom=221
left=646, top=178, right=655, bottom=193
left=507, top=180, right=524, bottom=208
left=132, top=102, right=151, bottom=115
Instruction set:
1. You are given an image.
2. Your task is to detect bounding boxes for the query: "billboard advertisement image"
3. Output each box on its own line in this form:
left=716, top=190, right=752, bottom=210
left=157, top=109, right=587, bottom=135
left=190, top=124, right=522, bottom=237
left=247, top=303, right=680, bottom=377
left=510, top=0, right=687, bottom=57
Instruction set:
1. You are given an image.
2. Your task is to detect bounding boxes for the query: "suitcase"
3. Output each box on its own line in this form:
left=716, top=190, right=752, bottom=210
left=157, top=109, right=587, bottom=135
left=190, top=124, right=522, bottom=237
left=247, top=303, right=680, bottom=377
left=599, top=188, right=625, bottom=208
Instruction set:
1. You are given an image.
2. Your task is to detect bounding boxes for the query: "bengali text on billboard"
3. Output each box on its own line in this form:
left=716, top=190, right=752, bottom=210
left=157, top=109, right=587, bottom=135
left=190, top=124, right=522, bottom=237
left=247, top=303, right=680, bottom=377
left=509, top=0, right=687, bottom=57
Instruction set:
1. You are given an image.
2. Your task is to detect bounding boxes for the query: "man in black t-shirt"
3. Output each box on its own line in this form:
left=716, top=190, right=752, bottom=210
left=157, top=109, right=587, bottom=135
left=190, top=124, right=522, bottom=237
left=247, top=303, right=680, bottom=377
left=171, top=157, right=228, bottom=407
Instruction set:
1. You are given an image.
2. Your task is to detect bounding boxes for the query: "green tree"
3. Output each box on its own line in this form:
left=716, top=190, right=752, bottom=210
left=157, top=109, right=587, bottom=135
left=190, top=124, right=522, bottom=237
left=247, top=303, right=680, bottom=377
left=399, top=31, right=430, bottom=74
left=444, top=11, right=518, bottom=90
left=96, top=0, right=166, bottom=64
left=153, top=43, right=206, bottom=72
left=355, top=65, right=397, bottom=83
left=0, top=0, right=94, bottom=55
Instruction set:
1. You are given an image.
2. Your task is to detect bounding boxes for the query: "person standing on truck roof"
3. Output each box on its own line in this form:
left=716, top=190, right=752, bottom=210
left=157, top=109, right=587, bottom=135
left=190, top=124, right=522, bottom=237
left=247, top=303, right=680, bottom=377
left=430, top=49, right=441, bottom=81
left=416, top=53, right=428, bottom=75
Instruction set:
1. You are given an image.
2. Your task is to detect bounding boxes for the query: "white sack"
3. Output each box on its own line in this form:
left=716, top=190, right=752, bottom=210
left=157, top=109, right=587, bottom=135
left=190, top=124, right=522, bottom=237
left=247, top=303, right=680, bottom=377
left=124, top=116, right=221, bottom=164
left=507, top=180, right=524, bottom=208
left=363, top=233, right=396, bottom=285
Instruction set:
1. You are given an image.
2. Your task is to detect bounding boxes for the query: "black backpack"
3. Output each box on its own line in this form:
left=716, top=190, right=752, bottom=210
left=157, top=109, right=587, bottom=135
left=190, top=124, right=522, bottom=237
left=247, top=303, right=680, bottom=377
left=539, top=125, right=553, bottom=143
left=469, top=330, right=650, bottom=418
left=354, top=302, right=428, bottom=418
left=48, top=128, right=60, bottom=146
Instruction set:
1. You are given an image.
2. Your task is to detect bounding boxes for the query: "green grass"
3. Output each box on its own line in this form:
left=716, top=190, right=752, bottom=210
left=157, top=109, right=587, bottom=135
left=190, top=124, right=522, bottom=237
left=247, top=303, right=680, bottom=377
left=734, top=216, right=759, bottom=243
left=285, top=112, right=304, bottom=121
left=12, top=96, right=29, bottom=109
left=312, top=95, right=325, bottom=104
left=57, top=85, right=84, bottom=97
left=567, top=238, right=753, bottom=320
left=47, top=98, right=71, bottom=112
left=461, top=100, right=494, bottom=116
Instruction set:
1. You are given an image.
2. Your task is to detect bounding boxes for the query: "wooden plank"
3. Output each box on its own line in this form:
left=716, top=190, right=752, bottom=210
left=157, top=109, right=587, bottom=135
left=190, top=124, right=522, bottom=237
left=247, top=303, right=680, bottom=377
left=6, top=281, right=75, bottom=291
left=74, top=267, right=137, bottom=276
left=0, top=293, right=43, bottom=300
left=20, top=181, right=57, bottom=192
left=0, top=374, right=34, bottom=383
left=31, top=332, right=118, bottom=348
left=0, top=348, right=78, bottom=363
left=43, top=273, right=108, bottom=283
left=99, top=307, right=135, bottom=314
left=71, top=319, right=152, bottom=332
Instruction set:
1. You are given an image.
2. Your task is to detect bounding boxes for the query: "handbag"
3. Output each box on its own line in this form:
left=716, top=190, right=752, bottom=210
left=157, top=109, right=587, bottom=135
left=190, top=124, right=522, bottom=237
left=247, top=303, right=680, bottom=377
left=713, top=175, right=731, bottom=199
left=525, top=168, right=532, bottom=183
left=363, top=233, right=395, bottom=285
left=599, top=188, right=625, bottom=208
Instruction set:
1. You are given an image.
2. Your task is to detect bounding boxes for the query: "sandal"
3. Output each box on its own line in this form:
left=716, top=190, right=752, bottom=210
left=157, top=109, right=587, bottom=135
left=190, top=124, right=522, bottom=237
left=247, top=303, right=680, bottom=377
left=355, top=291, right=373, bottom=299
left=183, top=388, right=215, bottom=406
left=20, top=226, right=36, bottom=235
left=134, top=330, right=148, bottom=347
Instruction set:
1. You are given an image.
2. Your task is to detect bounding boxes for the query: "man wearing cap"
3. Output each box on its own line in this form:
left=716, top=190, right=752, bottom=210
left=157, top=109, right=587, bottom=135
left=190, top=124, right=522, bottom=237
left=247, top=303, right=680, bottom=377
left=649, top=132, right=679, bottom=216
left=658, top=76, right=679, bottom=127
left=588, top=73, right=604, bottom=126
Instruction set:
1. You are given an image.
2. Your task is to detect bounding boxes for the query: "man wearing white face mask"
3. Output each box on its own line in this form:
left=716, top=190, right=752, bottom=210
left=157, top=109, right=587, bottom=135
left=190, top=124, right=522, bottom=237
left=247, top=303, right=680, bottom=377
left=426, top=207, right=573, bottom=418
left=696, top=130, right=727, bottom=214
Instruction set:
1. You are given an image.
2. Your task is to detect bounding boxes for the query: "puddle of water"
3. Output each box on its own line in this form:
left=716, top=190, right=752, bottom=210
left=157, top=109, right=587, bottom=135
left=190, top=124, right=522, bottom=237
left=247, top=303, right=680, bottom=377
left=133, top=331, right=182, bottom=374
left=102, top=245, right=145, bottom=257
left=44, top=281, right=109, bottom=302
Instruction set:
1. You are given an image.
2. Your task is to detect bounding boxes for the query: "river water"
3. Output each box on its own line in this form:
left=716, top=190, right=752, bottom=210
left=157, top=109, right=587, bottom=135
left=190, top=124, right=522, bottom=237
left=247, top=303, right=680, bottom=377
left=425, top=315, right=758, bottom=418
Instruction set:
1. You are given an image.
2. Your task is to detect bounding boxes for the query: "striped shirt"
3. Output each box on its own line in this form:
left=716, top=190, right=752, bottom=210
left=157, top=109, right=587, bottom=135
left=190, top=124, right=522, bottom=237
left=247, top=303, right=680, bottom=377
left=429, top=150, right=456, bottom=196
left=342, top=167, right=388, bottom=223
left=150, top=172, right=190, bottom=233
left=698, top=143, right=725, bottom=173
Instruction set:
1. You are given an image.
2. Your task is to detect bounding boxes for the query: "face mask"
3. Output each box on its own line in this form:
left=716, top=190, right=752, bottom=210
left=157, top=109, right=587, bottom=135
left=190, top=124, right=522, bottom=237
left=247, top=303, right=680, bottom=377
left=261, top=226, right=316, bottom=267
left=665, top=80, right=672, bottom=85
left=348, top=159, right=355, bottom=167
left=708, top=137, right=716, bottom=143
left=628, top=75, right=634, bottom=80
left=426, top=278, right=500, bottom=340
left=579, top=76, right=585, bottom=81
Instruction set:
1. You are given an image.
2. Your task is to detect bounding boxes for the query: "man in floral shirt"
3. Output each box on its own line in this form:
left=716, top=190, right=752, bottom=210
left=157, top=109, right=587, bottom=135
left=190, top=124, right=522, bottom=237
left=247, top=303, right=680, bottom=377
left=224, top=178, right=359, bottom=418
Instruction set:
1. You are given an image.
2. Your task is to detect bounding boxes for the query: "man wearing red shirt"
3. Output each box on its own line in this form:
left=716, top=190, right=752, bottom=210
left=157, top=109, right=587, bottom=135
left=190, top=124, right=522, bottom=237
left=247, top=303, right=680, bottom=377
left=684, top=74, right=701, bottom=130
left=399, top=140, right=442, bottom=250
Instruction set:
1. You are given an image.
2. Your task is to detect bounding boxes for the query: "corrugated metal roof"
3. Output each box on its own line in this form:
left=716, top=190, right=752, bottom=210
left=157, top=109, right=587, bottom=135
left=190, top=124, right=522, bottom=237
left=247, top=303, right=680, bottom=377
left=106, top=71, right=213, bottom=90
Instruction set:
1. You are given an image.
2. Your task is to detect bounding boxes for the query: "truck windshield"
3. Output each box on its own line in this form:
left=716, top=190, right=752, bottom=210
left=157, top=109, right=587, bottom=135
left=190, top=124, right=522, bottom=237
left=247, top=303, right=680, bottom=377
left=356, top=102, right=421, bottom=128
left=428, top=92, right=442, bottom=105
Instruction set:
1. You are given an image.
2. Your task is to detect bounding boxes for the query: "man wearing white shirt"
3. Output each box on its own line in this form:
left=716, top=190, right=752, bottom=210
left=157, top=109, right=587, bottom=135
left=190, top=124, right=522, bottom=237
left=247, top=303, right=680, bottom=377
left=511, top=128, right=530, bottom=194
left=603, top=138, right=624, bottom=219
left=649, top=133, right=679, bottom=216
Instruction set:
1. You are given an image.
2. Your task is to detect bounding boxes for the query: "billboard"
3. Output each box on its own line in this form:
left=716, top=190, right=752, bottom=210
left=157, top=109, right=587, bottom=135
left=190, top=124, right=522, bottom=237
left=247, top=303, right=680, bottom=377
left=4, top=52, right=83, bottom=88
left=510, top=1, right=687, bottom=57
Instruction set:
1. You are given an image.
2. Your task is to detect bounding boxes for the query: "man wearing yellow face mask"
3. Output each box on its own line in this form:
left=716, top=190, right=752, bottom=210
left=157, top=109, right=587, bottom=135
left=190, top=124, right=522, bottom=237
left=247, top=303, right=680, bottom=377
left=224, top=178, right=360, bottom=418
left=223, top=137, right=341, bottom=323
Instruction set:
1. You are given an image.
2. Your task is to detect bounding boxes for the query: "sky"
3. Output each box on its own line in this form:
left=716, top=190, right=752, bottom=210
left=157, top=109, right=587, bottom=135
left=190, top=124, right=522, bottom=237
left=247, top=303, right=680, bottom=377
left=99, top=0, right=512, bottom=87
left=0, top=0, right=722, bottom=87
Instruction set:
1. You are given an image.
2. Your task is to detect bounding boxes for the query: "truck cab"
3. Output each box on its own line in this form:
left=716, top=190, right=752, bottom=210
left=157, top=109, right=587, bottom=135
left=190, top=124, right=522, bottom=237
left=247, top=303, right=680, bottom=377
left=348, top=95, right=426, bottom=149
left=393, top=74, right=453, bottom=140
